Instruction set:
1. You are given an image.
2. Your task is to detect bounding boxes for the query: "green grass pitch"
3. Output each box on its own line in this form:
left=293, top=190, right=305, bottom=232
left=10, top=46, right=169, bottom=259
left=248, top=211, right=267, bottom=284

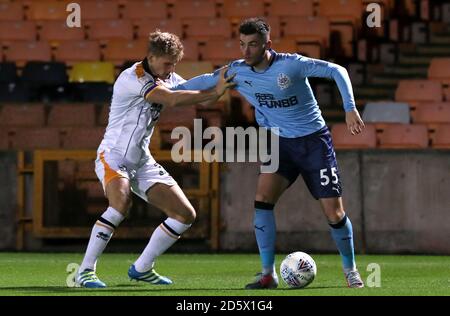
left=0, top=253, right=448, bottom=296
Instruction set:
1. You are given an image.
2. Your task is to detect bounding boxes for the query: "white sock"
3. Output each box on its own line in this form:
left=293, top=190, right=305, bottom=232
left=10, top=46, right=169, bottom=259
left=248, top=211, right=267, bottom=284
left=134, top=218, right=191, bottom=272
left=79, top=207, right=125, bottom=272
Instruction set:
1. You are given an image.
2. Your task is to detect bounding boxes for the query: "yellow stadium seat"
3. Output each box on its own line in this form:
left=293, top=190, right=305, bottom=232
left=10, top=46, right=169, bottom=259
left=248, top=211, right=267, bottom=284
left=69, top=62, right=115, bottom=84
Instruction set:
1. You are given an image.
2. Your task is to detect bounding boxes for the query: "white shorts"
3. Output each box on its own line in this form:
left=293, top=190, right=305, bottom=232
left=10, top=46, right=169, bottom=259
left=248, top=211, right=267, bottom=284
left=95, top=150, right=177, bottom=203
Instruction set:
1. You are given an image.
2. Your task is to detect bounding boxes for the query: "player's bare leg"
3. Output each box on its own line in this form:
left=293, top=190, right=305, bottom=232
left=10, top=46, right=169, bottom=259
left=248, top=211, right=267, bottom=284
left=76, top=177, right=131, bottom=288
left=320, top=197, right=364, bottom=288
left=245, top=173, right=290, bottom=289
left=128, top=183, right=196, bottom=284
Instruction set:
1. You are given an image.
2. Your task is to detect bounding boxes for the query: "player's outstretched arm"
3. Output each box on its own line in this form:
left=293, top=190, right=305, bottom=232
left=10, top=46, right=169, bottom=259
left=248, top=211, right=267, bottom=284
left=345, top=108, right=365, bottom=135
left=146, top=67, right=235, bottom=107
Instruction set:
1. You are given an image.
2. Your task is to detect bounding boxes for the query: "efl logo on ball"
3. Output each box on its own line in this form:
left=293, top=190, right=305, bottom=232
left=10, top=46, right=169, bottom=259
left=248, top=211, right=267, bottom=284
left=280, top=252, right=317, bottom=288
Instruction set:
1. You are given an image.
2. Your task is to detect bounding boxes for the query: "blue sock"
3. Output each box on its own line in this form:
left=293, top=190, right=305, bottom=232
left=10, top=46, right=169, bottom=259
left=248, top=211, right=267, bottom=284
left=329, top=214, right=356, bottom=272
left=254, top=201, right=276, bottom=275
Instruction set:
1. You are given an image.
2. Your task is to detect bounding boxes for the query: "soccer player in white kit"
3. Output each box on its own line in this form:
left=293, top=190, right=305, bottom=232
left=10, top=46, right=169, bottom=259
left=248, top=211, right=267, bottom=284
left=75, top=31, right=235, bottom=288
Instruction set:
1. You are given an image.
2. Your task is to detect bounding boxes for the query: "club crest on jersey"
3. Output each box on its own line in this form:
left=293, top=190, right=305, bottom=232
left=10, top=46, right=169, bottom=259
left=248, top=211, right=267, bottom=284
left=277, top=73, right=291, bottom=90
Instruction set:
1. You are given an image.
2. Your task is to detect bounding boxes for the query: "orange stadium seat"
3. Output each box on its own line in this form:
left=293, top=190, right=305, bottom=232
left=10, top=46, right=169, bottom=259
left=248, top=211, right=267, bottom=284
left=175, top=61, right=214, bottom=79
left=413, top=102, right=450, bottom=125
left=0, top=128, right=9, bottom=149
left=5, top=41, right=51, bottom=65
left=0, top=1, right=24, bottom=21
left=77, top=0, right=119, bottom=20
left=428, top=58, right=450, bottom=83
left=184, top=18, right=232, bottom=41
left=202, top=38, right=241, bottom=65
left=0, top=104, right=46, bottom=127
left=395, top=80, right=443, bottom=107
left=158, top=104, right=197, bottom=131
left=378, top=124, right=429, bottom=148
left=331, top=123, right=377, bottom=149
left=135, top=19, right=183, bottom=39
left=10, top=128, right=61, bottom=150
left=181, top=39, right=200, bottom=61
left=48, top=104, right=96, bottom=127
left=54, top=40, right=101, bottom=64
left=268, top=0, right=314, bottom=18
left=88, top=20, right=134, bottom=41
left=103, top=39, right=148, bottom=65
left=271, top=38, right=298, bottom=54
left=432, top=124, right=450, bottom=149
left=39, top=21, right=85, bottom=43
left=0, top=21, right=36, bottom=42
left=27, top=1, right=67, bottom=21
left=283, top=16, right=330, bottom=48
left=62, top=127, right=105, bottom=149
left=318, top=0, right=363, bottom=24
left=222, top=0, right=265, bottom=22
left=122, top=0, right=168, bottom=19
left=69, top=62, right=115, bottom=84
left=98, top=104, right=110, bottom=126
left=231, top=16, right=280, bottom=39
left=297, top=44, right=321, bottom=58
left=172, top=0, right=217, bottom=19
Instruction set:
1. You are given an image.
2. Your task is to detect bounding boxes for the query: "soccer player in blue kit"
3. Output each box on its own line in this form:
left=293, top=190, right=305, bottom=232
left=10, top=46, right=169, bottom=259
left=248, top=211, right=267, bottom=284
left=175, top=18, right=365, bottom=289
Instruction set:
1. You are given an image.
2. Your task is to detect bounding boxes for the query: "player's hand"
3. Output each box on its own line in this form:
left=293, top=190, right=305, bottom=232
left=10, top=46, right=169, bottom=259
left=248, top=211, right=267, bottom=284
left=215, top=66, right=236, bottom=97
left=345, top=109, right=365, bottom=135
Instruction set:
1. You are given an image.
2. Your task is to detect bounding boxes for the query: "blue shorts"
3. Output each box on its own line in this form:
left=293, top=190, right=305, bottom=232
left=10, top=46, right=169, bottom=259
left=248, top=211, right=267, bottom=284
left=263, top=126, right=342, bottom=200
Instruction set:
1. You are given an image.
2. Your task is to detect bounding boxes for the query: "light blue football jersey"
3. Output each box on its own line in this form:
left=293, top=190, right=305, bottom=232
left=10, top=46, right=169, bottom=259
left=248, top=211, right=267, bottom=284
left=173, top=50, right=356, bottom=138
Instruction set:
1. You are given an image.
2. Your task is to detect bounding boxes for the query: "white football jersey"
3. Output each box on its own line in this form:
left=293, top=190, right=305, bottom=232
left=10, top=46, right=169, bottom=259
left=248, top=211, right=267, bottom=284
left=98, top=60, right=185, bottom=168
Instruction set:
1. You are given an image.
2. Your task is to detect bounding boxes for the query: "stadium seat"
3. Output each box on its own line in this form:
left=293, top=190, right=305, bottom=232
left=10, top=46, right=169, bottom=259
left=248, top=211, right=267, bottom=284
left=175, top=61, right=214, bottom=80
left=362, top=102, right=411, bottom=130
left=268, top=0, right=314, bottom=18
left=0, top=104, right=46, bottom=127
left=202, top=39, right=241, bottom=65
left=39, top=21, right=85, bottom=43
left=413, top=102, right=450, bottom=125
left=0, top=62, right=17, bottom=84
left=21, top=61, right=69, bottom=102
left=0, top=2, right=24, bottom=21
left=271, top=38, right=298, bottom=54
left=428, top=58, right=450, bottom=84
left=69, top=62, right=115, bottom=84
left=87, top=20, right=134, bottom=41
left=172, top=0, right=217, bottom=19
left=378, top=124, right=429, bottom=148
left=318, top=0, right=363, bottom=24
left=282, top=16, right=330, bottom=48
left=27, top=1, right=68, bottom=21
left=0, top=21, right=36, bottom=42
left=122, top=0, right=168, bottom=19
left=297, top=44, right=321, bottom=59
left=0, top=82, right=30, bottom=103
left=71, top=83, right=113, bottom=102
left=135, top=19, right=183, bottom=39
left=48, top=104, right=96, bottom=127
left=432, top=124, right=450, bottom=149
left=181, top=39, right=200, bottom=61
left=62, top=127, right=105, bottom=149
left=222, top=0, right=266, bottom=22
left=54, top=40, right=101, bottom=65
left=184, top=18, right=232, bottom=41
left=10, top=127, right=61, bottom=150
left=331, top=123, right=377, bottom=149
left=98, top=104, right=110, bottom=126
left=158, top=104, right=197, bottom=131
left=395, top=80, right=443, bottom=107
left=103, top=39, right=148, bottom=65
left=78, top=0, right=119, bottom=20
left=0, top=128, right=9, bottom=149
left=4, top=41, right=52, bottom=65
left=265, top=16, right=281, bottom=39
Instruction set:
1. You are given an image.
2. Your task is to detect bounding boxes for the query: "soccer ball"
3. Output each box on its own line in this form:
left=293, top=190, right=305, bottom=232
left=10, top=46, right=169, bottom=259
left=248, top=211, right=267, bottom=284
left=280, top=252, right=317, bottom=288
